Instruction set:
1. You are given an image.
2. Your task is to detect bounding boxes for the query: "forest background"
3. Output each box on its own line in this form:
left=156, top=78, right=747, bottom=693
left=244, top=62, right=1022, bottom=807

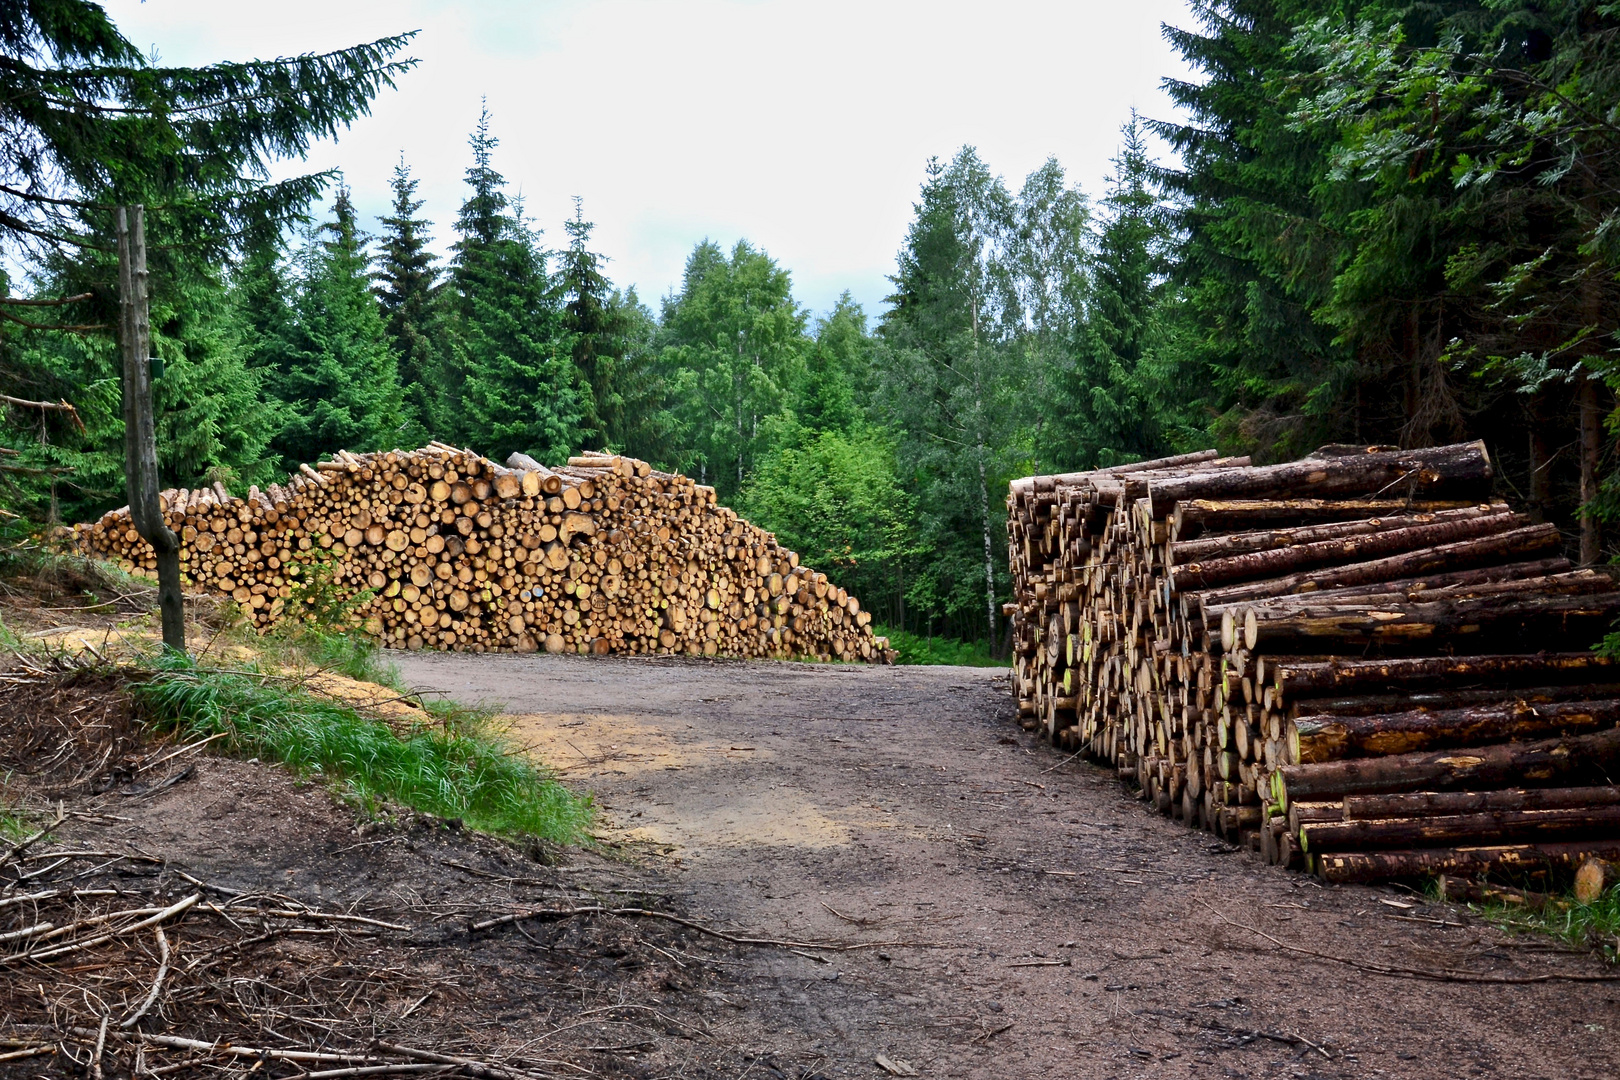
left=5, top=0, right=1620, bottom=653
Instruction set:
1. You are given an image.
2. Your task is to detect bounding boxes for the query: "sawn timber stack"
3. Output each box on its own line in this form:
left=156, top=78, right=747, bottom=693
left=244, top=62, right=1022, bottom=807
left=74, top=444, right=889, bottom=662
left=1006, top=440, right=1620, bottom=885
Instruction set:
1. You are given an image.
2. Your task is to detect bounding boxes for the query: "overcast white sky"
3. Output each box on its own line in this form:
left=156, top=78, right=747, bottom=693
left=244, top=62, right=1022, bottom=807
left=103, top=0, right=1197, bottom=320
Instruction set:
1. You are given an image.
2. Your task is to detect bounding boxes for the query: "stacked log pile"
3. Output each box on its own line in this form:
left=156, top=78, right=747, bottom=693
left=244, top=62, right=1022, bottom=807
left=1007, top=440, right=1620, bottom=884
left=74, top=444, right=889, bottom=662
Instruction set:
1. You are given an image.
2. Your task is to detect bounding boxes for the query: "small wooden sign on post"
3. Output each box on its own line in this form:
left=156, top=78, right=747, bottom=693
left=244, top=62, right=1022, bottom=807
left=115, top=204, right=186, bottom=655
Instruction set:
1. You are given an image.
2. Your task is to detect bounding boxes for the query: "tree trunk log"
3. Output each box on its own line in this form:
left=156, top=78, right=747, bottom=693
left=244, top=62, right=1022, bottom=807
left=1274, top=726, right=1620, bottom=808
left=1284, top=681, right=1620, bottom=720
left=1172, top=498, right=1478, bottom=541
left=1166, top=508, right=1516, bottom=586
left=1269, top=652, right=1620, bottom=702
left=1193, top=528, right=1565, bottom=612
left=1575, top=857, right=1620, bottom=903
left=1242, top=589, right=1620, bottom=654
left=1300, top=804, right=1620, bottom=852
left=1147, top=440, right=1494, bottom=518
left=1289, top=698, right=1620, bottom=763
left=1171, top=512, right=1524, bottom=591
left=1343, top=786, right=1620, bottom=820
left=1315, top=839, right=1620, bottom=884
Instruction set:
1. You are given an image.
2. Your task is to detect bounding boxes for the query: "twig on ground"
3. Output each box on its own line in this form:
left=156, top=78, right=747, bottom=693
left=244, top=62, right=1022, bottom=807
left=0, top=802, right=65, bottom=869
left=119, top=927, right=170, bottom=1028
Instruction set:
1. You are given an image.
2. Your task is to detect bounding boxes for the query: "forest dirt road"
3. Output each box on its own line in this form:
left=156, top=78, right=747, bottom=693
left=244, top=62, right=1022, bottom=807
left=395, top=652, right=1620, bottom=1080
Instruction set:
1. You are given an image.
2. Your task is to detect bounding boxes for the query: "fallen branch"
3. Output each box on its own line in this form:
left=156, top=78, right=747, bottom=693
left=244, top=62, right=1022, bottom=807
left=0, top=803, right=65, bottom=869
left=118, top=927, right=169, bottom=1028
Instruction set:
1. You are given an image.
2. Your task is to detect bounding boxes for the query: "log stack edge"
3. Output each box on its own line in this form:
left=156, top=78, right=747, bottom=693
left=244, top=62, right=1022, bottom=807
left=1007, top=440, right=1620, bottom=884
left=74, top=443, right=891, bottom=664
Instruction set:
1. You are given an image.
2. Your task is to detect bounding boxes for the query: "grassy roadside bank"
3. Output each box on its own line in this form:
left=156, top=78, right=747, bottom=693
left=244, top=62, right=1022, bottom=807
left=131, top=649, right=594, bottom=841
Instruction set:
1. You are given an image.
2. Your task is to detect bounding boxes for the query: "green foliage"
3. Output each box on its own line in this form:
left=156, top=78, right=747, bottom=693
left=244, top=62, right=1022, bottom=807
left=659, top=240, right=808, bottom=499
left=132, top=652, right=593, bottom=842
left=446, top=106, right=579, bottom=462
left=741, top=422, right=915, bottom=613
left=877, top=626, right=1004, bottom=667
left=3, top=252, right=278, bottom=521
left=261, top=187, right=408, bottom=470
left=1457, top=885, right=1620, bottom=966
left=374, top=157, right=446, bottom=443
left=0, top=1, right=416, bottom=264
left=1055, top=114, right=1201, bottom=469
left=877, top=148, right=1074, bottom=643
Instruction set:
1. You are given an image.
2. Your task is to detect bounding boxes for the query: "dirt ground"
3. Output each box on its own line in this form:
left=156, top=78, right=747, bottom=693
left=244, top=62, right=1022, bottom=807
left=3, top=650, right=1619, bottom=1079
left=391, top=651, right=1620, bottom=1080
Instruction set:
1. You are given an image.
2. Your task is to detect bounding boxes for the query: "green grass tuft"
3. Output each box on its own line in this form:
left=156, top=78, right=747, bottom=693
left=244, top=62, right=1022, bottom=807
left=1443, top=883, right=1620, bottom=965
left=877, top=626, right=1006, bottom=667
left=130, top=652, right=593, bottom=843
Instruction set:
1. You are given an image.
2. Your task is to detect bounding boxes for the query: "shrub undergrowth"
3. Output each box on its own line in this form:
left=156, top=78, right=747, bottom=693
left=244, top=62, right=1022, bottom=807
left=130, top=652, right=593, bottom=842
left=878, top=626, right=1005, bottom=667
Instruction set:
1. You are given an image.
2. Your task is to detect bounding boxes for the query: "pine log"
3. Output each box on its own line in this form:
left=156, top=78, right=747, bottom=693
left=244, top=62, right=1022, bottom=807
left=1342, top=786, right=1620, bottom=819
left=1282, top=681, right=1620, bottom=719
left=1288, top=698, right=1620, bottom=763
left=1147, top=440, right=1493, bottom=518
left=1273, top=726, right=1620, bottom=808
left=1171, top=512, right=1525, bottom=591
left=1241, top=589, right=1620, bottom=654
left=1300, top=804, right=1620, bottom=852
left=1574, top=858, right=1620, bottom=903
left=1192, top=530, right=1567, bottom=612
left=1314, top=839, right=1620, bottom=884
left=1269, top=652, right=1620, bottom=701
left=1169, top=503, right=1507, bottom=564
left=1171, top=498, right=1479, bottom=541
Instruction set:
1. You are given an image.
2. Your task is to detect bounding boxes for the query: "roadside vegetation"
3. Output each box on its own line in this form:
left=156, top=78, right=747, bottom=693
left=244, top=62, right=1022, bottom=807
left=879, top=626, right=1005, bottom=667
left=1459, top=889, right=1620, bottom=966
left=131, top=651, right=593, bottom=840
left=0, top=519, right=594, bottom=845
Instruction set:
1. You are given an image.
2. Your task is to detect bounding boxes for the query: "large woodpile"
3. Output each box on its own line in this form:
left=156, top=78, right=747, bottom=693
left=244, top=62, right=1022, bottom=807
left=1007, top=441, right=1620, bottom=884
left=74, top=444, right=890, bottom=662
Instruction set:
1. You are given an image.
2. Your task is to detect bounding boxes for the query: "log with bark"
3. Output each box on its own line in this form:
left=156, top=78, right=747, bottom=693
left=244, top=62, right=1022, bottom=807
left=1146, top=441, right=1494, bottom=519
left=1004, top=437, right=1620, bottom=885
left=1315, top=839, right=1620, bottom=885
left=75, top=445, right=889, bottom=663
left=1272, top=726, right=1620, bottom=808
left=1287, top=698, right=1620, bottom=763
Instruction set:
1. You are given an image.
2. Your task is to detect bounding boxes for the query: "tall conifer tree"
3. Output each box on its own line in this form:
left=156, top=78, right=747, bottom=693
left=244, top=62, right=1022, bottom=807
left=374, top=157, right=445, bottom=441
left=267, top=186, right=407, bottom=468
left=448, top=105, right=579, bottom=461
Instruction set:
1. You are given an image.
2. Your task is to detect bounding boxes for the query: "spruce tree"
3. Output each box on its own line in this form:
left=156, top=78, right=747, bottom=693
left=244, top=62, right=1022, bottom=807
left=1056, top=115, right=1192, bottom=468
left=374, top=157, right=445, bottom=442
left=267, top=186, right=407, bottom=468
left=1154, top=0, right=1355, bottom=458
left=559, top=198, right=615, bottom=448
left=448, top=105, right=579, bottom=462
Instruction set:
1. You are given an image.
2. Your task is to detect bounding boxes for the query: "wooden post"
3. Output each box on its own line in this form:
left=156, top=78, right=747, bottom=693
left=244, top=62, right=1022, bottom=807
left=115, top=205, right=185, bottom=655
